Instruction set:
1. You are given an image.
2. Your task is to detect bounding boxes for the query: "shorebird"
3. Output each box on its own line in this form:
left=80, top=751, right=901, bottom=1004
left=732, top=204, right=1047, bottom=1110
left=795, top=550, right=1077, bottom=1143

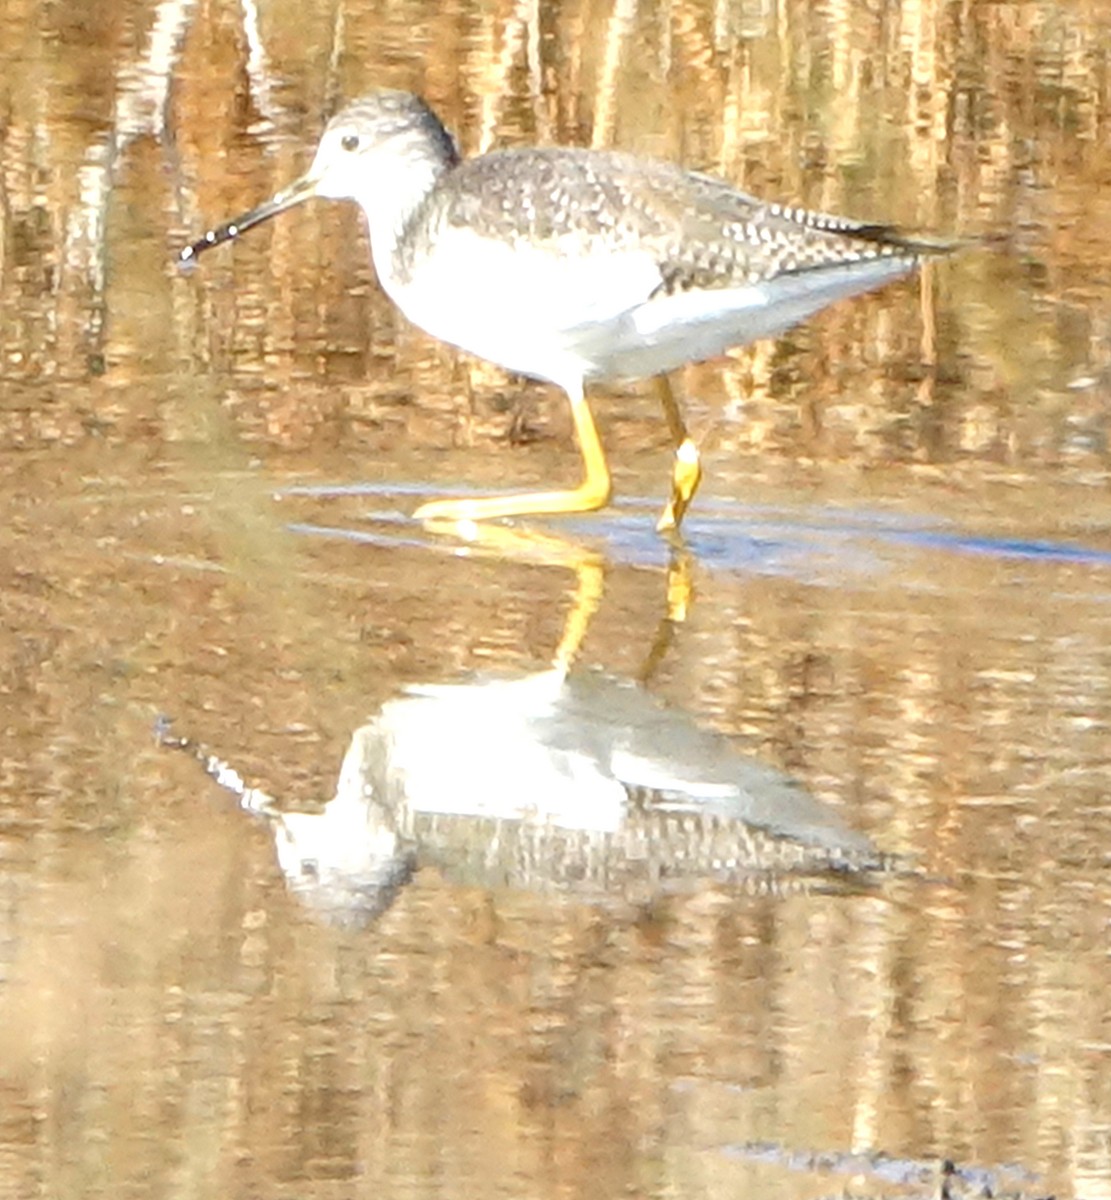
left=182, top=89, right=948, bottom=531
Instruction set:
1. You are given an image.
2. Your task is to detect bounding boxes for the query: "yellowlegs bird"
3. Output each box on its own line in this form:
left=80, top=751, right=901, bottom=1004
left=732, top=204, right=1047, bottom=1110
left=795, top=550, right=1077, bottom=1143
left=182, top=90, right=948, bottom=531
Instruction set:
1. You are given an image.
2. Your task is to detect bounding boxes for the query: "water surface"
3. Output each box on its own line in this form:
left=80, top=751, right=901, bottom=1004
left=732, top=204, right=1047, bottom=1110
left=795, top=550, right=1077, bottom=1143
left=1, top=2, right=1109, bottom=1198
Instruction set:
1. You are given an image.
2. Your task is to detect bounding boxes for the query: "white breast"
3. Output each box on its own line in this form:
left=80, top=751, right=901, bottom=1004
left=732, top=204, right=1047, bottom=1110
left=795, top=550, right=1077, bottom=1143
left=373, top=223, right=662, bottom=391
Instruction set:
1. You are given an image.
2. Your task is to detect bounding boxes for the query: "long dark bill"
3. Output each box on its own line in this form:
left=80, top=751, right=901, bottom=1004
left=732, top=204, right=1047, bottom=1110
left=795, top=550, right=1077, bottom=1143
left=179, top=172, right=319, bottom=266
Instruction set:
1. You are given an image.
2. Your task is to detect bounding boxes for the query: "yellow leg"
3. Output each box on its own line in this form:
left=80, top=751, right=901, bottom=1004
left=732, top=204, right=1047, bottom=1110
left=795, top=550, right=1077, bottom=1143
left=664, top=549, right=695, bottom=623
left=414, top=382, right=611, bottom=523
left=654, top=376, right=702, bottom=533
left=553, top=557, right=606, bottom=673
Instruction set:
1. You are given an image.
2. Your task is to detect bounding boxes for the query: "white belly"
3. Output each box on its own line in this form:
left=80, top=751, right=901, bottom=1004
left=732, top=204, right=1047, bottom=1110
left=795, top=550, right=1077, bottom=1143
left=378, top=224, right=916, bottom=392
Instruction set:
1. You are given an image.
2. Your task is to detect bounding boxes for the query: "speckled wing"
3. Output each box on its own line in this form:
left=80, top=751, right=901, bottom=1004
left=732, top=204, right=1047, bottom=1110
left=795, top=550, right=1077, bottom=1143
left=435, top=147, right=929, bottom=288
left=402, top=146, right=936, bottom=384
left=625, top=159, right=930, bottom=290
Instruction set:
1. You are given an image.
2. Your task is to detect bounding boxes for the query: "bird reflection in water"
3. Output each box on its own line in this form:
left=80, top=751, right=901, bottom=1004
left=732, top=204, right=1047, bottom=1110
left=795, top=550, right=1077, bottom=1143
left=162, top=545, right=886, bottom=927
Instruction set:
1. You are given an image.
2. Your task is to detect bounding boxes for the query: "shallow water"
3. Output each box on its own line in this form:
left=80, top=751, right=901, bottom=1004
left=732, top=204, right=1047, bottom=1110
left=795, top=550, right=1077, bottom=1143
left=2, top=1, right=1110, bottom=1198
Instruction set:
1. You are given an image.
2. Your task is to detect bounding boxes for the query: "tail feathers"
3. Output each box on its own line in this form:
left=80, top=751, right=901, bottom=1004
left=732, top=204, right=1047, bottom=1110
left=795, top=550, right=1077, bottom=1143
left=769, top=203, right=964, bottom=258
left=841, top=222, right=966, bottom=258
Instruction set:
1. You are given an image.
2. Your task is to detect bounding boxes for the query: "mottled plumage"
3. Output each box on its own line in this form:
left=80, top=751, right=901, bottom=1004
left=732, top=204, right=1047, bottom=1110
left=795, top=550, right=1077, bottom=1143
left=182, top=89, right=949, bottom=530
left=413, top=146, right=920, bottom=286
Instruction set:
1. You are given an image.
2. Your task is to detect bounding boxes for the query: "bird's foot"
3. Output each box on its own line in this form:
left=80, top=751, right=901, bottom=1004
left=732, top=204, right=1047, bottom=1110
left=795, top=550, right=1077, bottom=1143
left=656, top=437, right=702, bottom=533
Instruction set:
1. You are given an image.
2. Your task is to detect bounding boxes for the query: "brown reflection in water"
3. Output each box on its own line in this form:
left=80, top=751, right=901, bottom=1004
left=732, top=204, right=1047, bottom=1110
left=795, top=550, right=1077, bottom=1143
left=1, top=0, right=1108, bottom=483
left=0, top=1, right=1110, bottom=1198
left=0, top=447, right=1108, bottom=1197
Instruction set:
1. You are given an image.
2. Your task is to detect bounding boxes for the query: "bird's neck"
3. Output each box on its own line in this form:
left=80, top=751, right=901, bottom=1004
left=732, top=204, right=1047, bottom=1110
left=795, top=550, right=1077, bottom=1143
left=358, top=130, right=459, bottom=295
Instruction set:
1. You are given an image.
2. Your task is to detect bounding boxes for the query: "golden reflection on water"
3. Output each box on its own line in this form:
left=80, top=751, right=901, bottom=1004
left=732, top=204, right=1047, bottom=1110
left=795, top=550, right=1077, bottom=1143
left=1, top=1, right=1110, bottom=1199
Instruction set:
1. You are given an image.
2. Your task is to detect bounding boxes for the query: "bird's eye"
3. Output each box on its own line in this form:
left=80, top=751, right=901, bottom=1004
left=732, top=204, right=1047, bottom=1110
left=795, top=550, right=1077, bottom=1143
left=341, top=133, right=360, bottom=152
